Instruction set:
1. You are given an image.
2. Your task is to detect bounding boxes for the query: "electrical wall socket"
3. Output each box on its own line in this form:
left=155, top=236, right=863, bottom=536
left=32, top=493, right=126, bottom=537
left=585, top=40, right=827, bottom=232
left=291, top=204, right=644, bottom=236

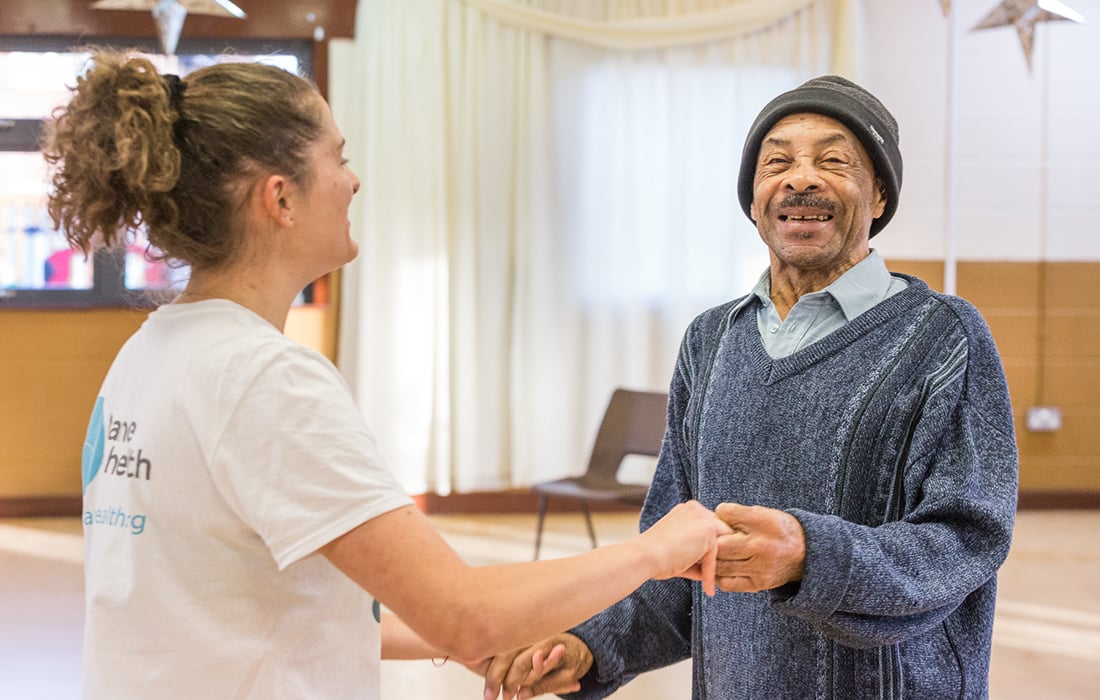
left=1026, top=406, right=1062, bottom=432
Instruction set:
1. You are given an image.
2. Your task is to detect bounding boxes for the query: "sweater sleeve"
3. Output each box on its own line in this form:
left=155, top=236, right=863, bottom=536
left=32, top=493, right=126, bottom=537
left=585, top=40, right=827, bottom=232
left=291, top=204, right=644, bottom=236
left=770, top=301, right=1018, bottom=648
left=564, top=315, right=713, bottom=697
left=565, top=578, right=694, bottom=699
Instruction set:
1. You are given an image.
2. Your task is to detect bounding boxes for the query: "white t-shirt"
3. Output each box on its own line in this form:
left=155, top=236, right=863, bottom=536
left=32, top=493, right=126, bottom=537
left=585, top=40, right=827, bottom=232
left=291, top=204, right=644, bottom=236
left=80, top=300, right=413, bottom=699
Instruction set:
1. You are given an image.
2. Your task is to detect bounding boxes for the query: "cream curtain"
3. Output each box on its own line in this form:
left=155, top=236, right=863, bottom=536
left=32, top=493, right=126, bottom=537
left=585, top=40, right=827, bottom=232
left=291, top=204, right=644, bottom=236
left=460, top=0, right=815, bottom=49
left=332, top=0, right=863, bottom=494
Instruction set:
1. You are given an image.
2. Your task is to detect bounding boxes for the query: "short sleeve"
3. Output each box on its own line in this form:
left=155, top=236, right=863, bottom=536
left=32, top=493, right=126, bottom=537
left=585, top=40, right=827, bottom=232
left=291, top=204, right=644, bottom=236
left=209, top=346, right=413, bottom=569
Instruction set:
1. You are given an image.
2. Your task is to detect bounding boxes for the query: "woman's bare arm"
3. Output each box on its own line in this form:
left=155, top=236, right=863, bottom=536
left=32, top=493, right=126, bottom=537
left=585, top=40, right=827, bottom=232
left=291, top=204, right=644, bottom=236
left=322, top=502, right=723, bottom=662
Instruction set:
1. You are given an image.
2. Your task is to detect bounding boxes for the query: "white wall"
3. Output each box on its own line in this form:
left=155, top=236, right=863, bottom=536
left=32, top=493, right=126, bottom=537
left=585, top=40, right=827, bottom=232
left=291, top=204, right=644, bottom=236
left=864, top=0, right=1100, bottom=262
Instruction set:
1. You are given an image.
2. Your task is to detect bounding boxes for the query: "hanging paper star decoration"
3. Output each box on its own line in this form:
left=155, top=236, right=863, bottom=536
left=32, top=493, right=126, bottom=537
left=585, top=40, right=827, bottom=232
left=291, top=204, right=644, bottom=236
left=91, top=0, right=246, bottom=56
left=972, top=0, right=1085, bottom=70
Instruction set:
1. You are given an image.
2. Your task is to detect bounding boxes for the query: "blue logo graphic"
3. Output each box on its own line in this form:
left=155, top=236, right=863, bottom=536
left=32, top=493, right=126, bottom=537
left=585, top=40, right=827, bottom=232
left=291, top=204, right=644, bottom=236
left=82, top=397, right=106, bottom=493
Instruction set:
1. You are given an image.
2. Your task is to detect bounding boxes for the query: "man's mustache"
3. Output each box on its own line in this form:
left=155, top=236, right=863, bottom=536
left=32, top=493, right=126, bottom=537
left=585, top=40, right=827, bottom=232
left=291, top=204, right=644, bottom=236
left=779, top=193, right=836, bottom=212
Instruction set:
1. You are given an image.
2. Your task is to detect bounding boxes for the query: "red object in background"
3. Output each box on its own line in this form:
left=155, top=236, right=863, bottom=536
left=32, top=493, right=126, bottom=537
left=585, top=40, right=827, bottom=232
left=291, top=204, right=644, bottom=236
left=310, top=275, right=329, bottom=304
left=44, top=247, right=74, bottom=287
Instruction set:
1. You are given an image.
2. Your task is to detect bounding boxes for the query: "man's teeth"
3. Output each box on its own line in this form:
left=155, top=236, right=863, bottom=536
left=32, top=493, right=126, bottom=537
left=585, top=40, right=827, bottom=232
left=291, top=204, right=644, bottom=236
left=784, top=215, right=830, bottom=221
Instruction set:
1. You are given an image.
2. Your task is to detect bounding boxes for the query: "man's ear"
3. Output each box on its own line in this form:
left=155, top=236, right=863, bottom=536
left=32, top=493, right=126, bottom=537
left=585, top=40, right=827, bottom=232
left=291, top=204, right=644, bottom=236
left=261, top=173, right=295, bottom=228
left=872, top=178, right=887, bottom=219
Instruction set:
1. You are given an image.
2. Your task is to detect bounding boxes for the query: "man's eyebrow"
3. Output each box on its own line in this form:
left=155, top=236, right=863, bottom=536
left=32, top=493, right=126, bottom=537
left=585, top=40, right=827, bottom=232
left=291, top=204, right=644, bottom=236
left=815, top=132, right=848, bottom=147
left=762, top=132, right=849, bottom=150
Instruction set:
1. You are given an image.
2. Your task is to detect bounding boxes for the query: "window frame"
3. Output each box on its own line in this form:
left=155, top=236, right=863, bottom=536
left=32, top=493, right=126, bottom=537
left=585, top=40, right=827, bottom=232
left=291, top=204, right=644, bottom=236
left=0, top=34, right=314, bottom=309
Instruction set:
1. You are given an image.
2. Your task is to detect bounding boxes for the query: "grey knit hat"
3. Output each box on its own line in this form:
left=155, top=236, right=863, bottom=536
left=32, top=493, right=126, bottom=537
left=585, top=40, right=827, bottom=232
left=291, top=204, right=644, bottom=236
left=736, top=75, right=902, bottom=238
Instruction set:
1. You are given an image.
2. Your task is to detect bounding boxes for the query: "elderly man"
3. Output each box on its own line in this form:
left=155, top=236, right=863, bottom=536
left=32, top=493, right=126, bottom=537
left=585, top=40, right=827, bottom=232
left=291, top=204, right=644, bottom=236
left=482, top=76, right=1018, bottom=700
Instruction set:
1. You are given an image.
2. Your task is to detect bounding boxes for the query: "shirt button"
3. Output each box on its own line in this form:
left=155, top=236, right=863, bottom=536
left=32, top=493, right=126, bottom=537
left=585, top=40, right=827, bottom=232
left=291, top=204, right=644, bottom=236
left=770, top=325, right=779, bottom=334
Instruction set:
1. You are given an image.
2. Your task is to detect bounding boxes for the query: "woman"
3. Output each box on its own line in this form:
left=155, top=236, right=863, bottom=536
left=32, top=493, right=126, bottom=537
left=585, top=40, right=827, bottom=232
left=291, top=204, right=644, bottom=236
left=45, top=50, right=725, bottom=699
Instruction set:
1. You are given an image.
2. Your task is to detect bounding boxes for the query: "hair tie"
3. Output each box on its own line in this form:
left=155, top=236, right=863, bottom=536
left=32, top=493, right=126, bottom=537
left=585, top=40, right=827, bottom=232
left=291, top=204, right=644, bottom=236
left=163, top=73, right=186, bottom=109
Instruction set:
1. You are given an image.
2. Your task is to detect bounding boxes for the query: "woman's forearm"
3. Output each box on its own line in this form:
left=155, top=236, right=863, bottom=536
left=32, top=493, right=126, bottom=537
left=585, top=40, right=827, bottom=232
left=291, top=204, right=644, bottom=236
left=325, top=502, right=720, bottom=662
left=381, top=613, right=444, bottom=660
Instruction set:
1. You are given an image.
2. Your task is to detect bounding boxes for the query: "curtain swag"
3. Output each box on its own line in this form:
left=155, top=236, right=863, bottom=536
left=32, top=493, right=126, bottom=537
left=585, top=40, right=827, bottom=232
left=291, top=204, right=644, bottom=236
left=457, top=0, right=820, bottom=50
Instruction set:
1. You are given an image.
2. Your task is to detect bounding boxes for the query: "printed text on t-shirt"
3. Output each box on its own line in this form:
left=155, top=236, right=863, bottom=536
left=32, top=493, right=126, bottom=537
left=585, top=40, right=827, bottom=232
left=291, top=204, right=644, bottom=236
left=104, top=414, right=152, bottom=480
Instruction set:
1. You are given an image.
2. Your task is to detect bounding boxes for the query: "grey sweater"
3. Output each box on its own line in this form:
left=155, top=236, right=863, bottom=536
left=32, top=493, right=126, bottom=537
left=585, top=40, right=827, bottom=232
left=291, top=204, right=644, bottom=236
left=569, top=276, right=1018, bottom=699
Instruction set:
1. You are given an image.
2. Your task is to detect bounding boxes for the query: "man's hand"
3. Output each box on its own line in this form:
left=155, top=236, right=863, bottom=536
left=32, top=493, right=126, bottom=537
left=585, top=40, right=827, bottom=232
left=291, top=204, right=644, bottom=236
left=714, top=503, right=806, bottom=592
left=481, top=633, right=593, bottom=700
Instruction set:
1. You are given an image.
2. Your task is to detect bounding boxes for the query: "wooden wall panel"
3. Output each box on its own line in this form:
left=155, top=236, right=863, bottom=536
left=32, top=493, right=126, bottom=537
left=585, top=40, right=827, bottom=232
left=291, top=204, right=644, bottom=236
left=879, top=259, right=943, bottom=291
left=0, top=310, right=146, bottom=498
left=0, top=306, right=331, bottom=505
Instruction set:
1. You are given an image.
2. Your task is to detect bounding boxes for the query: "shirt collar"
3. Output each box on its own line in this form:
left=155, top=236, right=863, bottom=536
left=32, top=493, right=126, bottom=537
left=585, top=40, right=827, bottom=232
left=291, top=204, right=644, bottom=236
left=730, top=249, right=894, bottom=322
left=823, top=250, right=894, bottom=321
left=728, top=268, right=770, bottom=320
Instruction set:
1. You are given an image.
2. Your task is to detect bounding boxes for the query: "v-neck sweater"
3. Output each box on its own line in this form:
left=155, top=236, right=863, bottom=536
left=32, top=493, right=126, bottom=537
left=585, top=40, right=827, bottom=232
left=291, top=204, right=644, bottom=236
left=569, top=276, right=1018, bottom=700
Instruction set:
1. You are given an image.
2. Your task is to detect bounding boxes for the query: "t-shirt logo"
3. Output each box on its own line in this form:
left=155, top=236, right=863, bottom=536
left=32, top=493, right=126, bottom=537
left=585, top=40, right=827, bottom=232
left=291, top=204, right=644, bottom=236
left=82, top=396, right=106, bottom=493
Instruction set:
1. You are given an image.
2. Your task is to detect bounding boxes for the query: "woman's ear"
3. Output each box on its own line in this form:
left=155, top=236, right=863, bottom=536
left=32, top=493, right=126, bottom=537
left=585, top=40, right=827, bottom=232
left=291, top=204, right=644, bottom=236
left=261, top=173, right=295, bottom=227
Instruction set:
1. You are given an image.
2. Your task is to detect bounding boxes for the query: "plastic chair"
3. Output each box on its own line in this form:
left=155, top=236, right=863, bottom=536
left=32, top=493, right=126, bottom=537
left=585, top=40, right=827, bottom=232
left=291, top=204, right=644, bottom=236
left=532, top=388, right=668, bottom=559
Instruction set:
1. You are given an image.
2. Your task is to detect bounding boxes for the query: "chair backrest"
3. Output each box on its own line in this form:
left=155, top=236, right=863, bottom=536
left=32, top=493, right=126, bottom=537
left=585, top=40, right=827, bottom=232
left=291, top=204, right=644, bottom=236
left=584, top=388, right=669, bottom=483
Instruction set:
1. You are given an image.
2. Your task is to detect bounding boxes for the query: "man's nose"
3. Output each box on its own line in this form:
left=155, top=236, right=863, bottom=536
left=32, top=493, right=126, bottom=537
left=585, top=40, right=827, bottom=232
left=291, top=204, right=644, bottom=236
left=784, top=160, right=822, bottom=191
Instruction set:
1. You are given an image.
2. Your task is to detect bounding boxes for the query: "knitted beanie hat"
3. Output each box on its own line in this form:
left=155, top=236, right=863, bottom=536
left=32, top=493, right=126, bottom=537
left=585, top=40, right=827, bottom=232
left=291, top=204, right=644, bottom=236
left=736, top=75, right=902, bottom=238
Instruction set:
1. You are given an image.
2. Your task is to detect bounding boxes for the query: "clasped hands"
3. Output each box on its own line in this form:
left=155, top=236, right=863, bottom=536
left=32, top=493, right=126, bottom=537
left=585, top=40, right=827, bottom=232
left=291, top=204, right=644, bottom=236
left=478, top=502, right=807, bottom=699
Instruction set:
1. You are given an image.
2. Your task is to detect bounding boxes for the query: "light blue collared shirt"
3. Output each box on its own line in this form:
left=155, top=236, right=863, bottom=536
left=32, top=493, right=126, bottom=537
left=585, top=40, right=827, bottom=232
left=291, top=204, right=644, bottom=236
left=731, top=250, right=909, bottom=359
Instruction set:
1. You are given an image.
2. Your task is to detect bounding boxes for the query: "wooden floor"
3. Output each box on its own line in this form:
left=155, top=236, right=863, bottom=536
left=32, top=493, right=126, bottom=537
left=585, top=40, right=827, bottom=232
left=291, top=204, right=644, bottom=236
left=2, top=510, right=1099, bottom=698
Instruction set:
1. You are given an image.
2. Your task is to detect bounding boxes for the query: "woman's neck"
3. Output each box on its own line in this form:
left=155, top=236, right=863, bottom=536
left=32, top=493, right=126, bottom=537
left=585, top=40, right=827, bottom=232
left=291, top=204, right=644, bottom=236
left=176, top=266, right=299, bottom=331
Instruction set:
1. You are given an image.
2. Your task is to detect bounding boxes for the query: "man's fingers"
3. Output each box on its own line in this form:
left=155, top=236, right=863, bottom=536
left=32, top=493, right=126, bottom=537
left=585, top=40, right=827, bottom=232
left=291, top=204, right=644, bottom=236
left=717, top=502, right=768, bottom=533
left=519, top=681, right=582, bottom=700
left=514, top=646, right=556, bottom=693
left=537, top=643, right=566, bottom=675
left=482, top=649, right=527, bottom=700
left=717, top=574, right=761, bottom=593
left=716, top=501, right=747, bottom=525
left=519, top=670, right=584, bottom=699
left=501, top=656, right=538, bottom=699
left=501, top=641, right=567, bottom=699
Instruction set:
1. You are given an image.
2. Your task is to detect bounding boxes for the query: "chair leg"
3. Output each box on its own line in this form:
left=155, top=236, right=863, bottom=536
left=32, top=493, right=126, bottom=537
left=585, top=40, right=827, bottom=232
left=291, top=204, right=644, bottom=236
left=534, top=493, right=548, bottom=560
left=580, top=500, right=597, bottom=549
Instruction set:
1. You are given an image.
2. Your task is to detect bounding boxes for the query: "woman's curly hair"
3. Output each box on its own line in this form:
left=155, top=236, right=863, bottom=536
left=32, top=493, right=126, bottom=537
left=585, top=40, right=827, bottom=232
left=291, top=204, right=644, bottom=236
left=43, top=49, right=323, bottom=268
